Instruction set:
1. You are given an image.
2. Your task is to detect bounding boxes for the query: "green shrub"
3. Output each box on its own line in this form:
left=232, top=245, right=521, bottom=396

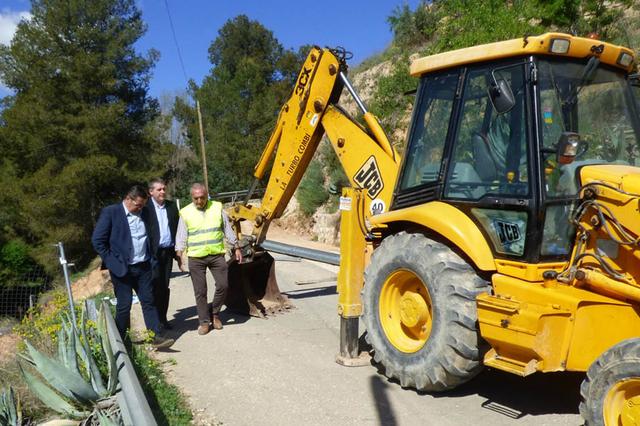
left=0, top=240, right=38, bottom=287
left=297, top=159, right=329, bottom=216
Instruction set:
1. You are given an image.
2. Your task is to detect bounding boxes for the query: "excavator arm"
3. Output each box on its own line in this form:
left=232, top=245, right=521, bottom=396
left=227, top=47, right=399, bottom=253
left=225, top=47, right=400, bottom=353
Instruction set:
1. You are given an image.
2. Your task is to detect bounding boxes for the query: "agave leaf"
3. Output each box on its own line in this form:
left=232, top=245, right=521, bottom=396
left=96, top=409, right=119, bottom=426
left=98, top=307, right=119, bottom=395
left=79, top=307, right=107, bottom=396
left=65, top=325, right=80, bottom=377
left=17, top=352, right=35, bottom=366
left=0, top=386, right=18, bottom=425
left=24, top=340, right=99, bottom=405
left=14, top=387, right=21, bottom=426
left=57, top=327, right=67, bottom=367
left=59, top=312, right=80, bottom=377
left=18, top=363, right=88, bottom=419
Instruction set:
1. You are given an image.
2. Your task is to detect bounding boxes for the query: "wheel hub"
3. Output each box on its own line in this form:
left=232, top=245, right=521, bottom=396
left=399, top=292, right=428, bottom=328
left=379, top=269, right=432, bottom=353
left=604, top=378, right=640, bottom=425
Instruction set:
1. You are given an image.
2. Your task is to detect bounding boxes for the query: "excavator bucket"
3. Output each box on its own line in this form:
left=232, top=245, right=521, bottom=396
left=226, top=251, right=293, bottom=318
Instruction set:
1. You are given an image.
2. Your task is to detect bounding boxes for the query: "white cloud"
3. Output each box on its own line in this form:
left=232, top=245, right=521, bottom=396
left=0, top=10, right=32, bottom=46
left=0, top=9, right=31, bottom=95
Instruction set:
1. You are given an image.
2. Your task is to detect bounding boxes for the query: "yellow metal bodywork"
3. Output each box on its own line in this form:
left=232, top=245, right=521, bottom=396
left=228, top=47, right=400, bottom=245
left=495, top=259, right=567, bottom=282
left=369, top=201, right=495, bottom=271
left=576, top=165, right=640, bottom=288
left=411, top=33, right=635, bottom=76
left=227, top=47, right=400, bottom=326
left=323, top=105, right=399, bottom=218
left=477, top=273, right=640, bottom=375
left=337, top=187, right=367, bottom=318
left=228, top=46, right=342, bottom=242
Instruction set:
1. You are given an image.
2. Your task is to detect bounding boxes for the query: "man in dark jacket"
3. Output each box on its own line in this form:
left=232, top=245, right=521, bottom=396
left=91, top=185, right=174, bottom=349
left=143, top=178, right=179, bottom=329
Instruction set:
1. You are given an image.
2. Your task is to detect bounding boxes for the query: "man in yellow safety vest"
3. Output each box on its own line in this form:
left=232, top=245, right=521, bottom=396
left=175, top=183, right=242, bottom=335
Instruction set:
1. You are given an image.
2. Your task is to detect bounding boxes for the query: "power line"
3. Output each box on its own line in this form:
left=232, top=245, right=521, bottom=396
left=163, top=0, right=189, bottom=87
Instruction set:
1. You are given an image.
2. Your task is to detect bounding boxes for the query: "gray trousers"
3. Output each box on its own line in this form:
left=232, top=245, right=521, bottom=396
left=188, top=254, right=229, bottom=324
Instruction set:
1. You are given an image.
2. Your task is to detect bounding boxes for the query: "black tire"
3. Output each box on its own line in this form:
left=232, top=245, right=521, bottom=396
left=362, top=232, right=490, bottom=391
left=580, top=338, right=640, bottom=426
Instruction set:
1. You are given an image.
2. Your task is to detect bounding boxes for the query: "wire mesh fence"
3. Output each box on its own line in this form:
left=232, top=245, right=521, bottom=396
left=0, top=264, right=52, bottom=319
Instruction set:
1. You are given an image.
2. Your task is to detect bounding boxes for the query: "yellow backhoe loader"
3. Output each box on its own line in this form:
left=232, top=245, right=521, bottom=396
left=226, top=33, right=640, bottom=425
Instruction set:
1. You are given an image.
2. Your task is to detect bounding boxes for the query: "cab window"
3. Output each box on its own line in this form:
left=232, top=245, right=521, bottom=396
left=399, top=72, right=458, bottom=190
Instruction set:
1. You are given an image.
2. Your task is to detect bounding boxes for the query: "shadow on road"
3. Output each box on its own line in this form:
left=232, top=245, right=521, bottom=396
left=370, top=375, right=398, bottom=426
left=167, top=304, right=250, bottom=342
left=284, top=285, right=337, bottom=299
left=447, top=368, right=583, bottom=418
left=361, top=331, right=581, bottom=419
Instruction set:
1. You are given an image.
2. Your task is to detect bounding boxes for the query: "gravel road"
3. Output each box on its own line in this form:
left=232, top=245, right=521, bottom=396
left=133, top=248, right=583, bottom=426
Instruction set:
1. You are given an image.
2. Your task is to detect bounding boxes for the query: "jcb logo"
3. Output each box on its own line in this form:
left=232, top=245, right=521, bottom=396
left=295, top=67, right=311, bottom=96
left=494, top=220, right=521, bottom=244
left=354, top=156, right=384, bottom=199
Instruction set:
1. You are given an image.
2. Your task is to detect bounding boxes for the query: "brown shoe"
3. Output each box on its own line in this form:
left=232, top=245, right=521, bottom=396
left=198, top=323, right=210, bottom=335
left=212, top=315, right=223, bottom=330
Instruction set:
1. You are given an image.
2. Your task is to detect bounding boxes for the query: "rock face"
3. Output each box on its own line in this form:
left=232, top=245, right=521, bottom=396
left=312, top=210, right=340, bottom=246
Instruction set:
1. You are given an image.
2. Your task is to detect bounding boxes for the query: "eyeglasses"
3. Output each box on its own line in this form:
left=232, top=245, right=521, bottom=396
left=127, top=197, right=146, bottom=208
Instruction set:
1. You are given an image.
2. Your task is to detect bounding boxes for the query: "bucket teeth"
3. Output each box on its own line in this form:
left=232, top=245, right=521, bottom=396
left=226, top=251, right=293, bottom=317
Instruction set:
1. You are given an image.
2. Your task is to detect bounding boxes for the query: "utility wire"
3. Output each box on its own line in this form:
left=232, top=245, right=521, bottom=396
left=163, top=0, right=190, bottom=87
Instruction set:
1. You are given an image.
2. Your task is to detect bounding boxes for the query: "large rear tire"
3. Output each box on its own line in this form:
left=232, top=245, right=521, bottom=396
left=580, top=338, right=640, bottom=426
left=362, top=232, right=489, bottom=391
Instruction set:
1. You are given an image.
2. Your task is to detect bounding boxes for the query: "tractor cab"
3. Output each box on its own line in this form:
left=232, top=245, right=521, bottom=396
left=394, top=33, right=640, bottom=264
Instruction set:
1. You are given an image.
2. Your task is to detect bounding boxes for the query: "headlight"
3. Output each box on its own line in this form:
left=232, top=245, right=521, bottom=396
left=617, top=52, right=633, bottom=67
left=549, top=39, right=570, bottom=54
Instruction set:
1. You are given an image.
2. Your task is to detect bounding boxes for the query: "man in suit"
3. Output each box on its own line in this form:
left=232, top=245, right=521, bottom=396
left=91, top=184, right=174, bottom=349
left=143, top=178, right=179, bottom=330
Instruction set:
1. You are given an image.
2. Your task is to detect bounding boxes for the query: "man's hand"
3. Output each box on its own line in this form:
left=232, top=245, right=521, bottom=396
left=235, top=247, right=243, bottom=264
left=176, top=250, right=187, bottom=272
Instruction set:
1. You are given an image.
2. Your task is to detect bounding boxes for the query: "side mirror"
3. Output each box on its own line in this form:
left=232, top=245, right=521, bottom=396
left=556, top=132, right=581, bottom=165
left=488, top=78, right=516, bottom=114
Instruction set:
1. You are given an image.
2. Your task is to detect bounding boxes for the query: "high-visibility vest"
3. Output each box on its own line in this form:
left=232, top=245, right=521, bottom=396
left=180, top=201, right=226, bottom=258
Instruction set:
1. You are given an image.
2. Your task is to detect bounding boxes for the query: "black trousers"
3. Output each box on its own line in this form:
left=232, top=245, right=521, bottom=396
left=153, top=246, right=175, bottom=325
left=111, top=261, right=160, bottom=339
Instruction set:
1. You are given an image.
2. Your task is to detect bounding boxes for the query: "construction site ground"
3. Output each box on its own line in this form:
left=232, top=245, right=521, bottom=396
left=131, top=231, right=583, bottom=426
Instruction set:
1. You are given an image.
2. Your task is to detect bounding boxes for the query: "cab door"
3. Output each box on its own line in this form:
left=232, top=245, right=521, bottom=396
left=443, top=60, right=535, bottom=259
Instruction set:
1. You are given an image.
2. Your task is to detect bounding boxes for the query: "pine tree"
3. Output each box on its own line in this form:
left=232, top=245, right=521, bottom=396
left=174, top=15, right=304, bottom=193
left=0, top=0, right=163, bottom=269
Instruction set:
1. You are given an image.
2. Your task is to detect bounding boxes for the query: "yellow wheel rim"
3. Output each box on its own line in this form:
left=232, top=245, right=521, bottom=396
left=379, top=269, right=432, bottom=353
left=604, top=378, right=640, bottom=425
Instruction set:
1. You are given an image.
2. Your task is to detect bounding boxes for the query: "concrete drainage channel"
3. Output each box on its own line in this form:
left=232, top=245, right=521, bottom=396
left=100, top=300, right=157, bottom=426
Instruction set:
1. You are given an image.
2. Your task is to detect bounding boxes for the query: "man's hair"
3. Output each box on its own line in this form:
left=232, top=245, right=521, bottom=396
left=125, top=185, right=149, bottom=200
left=148, top=178, right=166, bottom=190
left=190, top=183, right=207, bottom=194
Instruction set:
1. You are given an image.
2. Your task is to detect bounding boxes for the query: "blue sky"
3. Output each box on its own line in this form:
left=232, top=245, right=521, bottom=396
left=1, top=0, right=421, bottom=98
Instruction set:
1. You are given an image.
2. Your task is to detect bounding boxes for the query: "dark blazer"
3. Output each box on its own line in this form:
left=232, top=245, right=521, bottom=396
left=92, top=203, right=154, bottom=278
left=143, top=199, right=179, bottom=254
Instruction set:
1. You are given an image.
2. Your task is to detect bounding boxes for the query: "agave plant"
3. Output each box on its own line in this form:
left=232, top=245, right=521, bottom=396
left=0, top=386, right=22, bottom=426
left=19, top=304, right=120, bottom=421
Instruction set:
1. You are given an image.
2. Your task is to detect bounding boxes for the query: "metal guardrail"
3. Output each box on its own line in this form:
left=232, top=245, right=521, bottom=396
left=216, top=188, right=266, bottom=203
left=262, top=240, right=341, bottom=266
left=101, top=300, right=157, bottom=426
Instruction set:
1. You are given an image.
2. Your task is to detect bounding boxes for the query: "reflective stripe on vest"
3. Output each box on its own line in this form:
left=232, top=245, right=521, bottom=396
left=180, top=201, right=226, bottom=257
